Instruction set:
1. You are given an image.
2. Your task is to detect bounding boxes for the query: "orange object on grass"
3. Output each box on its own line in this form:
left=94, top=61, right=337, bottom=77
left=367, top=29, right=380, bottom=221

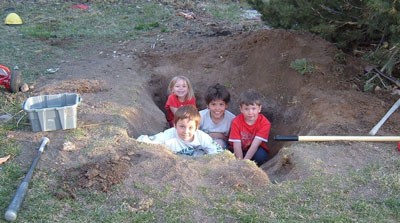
left=71, top=4, right=89, bottom=10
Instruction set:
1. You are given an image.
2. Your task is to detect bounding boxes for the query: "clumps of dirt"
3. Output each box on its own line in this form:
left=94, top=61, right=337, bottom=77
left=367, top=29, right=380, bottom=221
left=37, top=79, right=109, bottom=94
left=55, top=155, right=131, bottom=199
left=74, top=160, right=130, bottom=191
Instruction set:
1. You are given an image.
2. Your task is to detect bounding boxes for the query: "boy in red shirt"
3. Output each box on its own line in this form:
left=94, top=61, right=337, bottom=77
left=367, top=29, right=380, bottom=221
left=228, top=89, right=271, bottom=166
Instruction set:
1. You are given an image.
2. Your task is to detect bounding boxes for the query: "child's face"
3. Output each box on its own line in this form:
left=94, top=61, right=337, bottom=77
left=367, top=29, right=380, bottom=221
left=240, top=104, right=261, bottom=124
left=175, top=118, right=197, bottom=142
left=207, top=99, right=227, bottom=120
left=172, top=79, right=188, bottom=99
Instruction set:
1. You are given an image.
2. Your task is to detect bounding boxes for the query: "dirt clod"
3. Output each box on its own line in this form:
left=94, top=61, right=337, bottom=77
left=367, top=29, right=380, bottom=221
left=61, top=158, right=130, bottom=193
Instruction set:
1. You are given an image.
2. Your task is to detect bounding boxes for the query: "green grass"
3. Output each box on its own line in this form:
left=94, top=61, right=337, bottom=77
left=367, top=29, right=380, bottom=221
left=290, top=58, right=315, bottom=75
left=0, top=133, right=22, bottom=221
left=0, top=1, right=173, bottom=82
left=0, top=1, right=399, bottom=222
left=263, top=160, right=400, bottom=222
left=0, top=94, right=26, bottom=131
left=1, top=143, right=399, bottom=222
left=206, top=3, right=243, bottom=21
left=193, top=158, right=400, bottom=222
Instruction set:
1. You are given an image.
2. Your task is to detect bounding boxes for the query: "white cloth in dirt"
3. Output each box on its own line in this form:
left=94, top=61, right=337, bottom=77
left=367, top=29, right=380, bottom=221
left=199, top=109, right=235, bottom=136
left=137, top=128, right=223, bottom=156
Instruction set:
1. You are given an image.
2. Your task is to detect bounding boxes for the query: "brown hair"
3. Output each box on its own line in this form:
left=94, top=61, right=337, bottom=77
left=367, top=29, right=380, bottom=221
left=174, top=105, right=201, bottom=128
left=239, top=89, right=263, bottom=106
left=167, top=76, right=195, bottom=101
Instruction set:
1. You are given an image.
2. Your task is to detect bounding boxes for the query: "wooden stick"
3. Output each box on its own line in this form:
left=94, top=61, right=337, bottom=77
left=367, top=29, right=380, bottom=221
left=275, top=135, right=400, bottom=142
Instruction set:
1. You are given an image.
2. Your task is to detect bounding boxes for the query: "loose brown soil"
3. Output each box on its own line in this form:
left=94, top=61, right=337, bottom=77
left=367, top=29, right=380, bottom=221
left=4, top=2, right=400, bottom=221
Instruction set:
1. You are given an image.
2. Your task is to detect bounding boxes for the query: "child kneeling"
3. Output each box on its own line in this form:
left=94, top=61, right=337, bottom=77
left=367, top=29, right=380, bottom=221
left=228, top=89, right=271, bottom=166
left=137, top=105, right=223, bottom=156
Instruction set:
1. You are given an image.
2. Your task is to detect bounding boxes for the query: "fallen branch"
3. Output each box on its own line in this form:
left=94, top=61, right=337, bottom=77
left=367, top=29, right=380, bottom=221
left=365, top=73, right=379, bottom=86
left=373, top=68, right=400, bottom=87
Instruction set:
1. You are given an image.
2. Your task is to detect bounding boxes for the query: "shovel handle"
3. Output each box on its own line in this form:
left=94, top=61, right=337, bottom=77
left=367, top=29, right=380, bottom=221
left=274, top=135, right=299, bottom=141
left=275, top=135, right=400, bottom=142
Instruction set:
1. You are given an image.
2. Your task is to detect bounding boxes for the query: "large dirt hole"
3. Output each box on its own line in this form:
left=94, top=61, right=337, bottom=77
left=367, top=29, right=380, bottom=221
left=133, top=29, right=376, bottom=167
left=32, top=29, right=399, bottom=195
left=145, top=71, right=294, bottom=158
left=135, top=30, right=350, bottom=158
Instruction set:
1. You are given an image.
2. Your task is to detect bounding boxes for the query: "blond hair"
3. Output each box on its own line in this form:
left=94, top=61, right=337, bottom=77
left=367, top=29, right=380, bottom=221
left=167, top=76, right=195, bottom=101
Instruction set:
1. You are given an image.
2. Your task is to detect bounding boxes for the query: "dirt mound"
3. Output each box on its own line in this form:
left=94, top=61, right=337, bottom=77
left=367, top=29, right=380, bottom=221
left=55, top=158, right=130, bottom=200
left=53, top=140, right=269, bottom=204
left=9, top=20, right=399, bottom=222
left=37, top=79, right=109, bottom=94
left=62, top=157, right=130, bottom=192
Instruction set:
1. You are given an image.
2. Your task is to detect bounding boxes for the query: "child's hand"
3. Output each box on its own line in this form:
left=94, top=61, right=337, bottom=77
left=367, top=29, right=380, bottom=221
left=208, top=132, right=226, bottom=140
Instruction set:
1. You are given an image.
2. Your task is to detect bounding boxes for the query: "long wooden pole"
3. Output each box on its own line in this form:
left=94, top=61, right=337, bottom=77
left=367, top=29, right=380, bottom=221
left=274, top=135, right=400, bottom=142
